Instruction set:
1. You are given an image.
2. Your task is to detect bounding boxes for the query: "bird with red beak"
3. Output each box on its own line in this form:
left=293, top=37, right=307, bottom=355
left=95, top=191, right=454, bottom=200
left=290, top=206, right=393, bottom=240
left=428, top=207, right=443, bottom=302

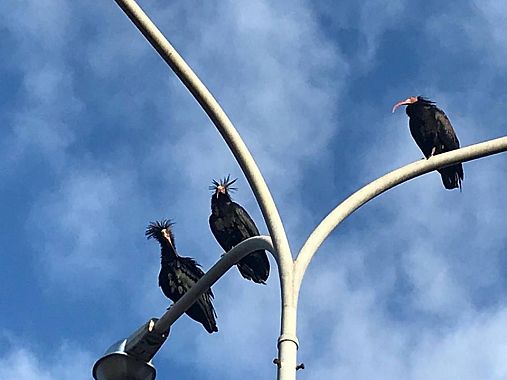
left=391, top=95, right=419, bottom=113
left=391, top=95, right=464, bottom=190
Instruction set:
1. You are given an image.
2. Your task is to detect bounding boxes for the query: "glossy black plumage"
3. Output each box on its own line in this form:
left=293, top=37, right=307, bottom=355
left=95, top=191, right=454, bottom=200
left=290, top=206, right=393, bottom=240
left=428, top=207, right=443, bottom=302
left=394, top=96, right=464, bottom=190
left=209, top=177, right=270, bottom=284
left=146, top=220, right=218, bottom=333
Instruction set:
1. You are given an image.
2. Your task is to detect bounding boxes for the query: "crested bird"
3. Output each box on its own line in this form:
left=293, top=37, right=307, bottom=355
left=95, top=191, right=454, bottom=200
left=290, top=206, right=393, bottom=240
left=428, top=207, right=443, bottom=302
left=209, top=176, right=270, bottom=284
left=146, top=219, right=218, bottom=333
left=392, top=96, right=464, bottom=190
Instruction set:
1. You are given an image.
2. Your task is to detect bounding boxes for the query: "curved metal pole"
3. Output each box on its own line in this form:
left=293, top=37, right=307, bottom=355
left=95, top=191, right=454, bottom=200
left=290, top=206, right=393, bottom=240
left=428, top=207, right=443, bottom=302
left=102, top=3, right=507, bottom=377
left=93, top=236, right=274, bottom=378
left=113, top=0, right=292, bottom=270
left=294, top=136, right=507, bottom=293
left=154, top=236, right=274, bottom=334
left=113, top=2, right=298, bottom=379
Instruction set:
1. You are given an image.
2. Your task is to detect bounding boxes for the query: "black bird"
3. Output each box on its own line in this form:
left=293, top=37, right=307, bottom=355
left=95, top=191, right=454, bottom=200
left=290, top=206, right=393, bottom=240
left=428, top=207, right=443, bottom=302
left=392, top=96, right=464, bottom=190
left=209, top=176, right=270, bottom=284
left=146, top=220, right=218, bottom=333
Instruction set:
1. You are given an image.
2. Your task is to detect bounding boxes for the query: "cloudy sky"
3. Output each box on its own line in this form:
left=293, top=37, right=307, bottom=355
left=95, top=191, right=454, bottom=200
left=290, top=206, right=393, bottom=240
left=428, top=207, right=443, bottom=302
left=2, top=0, right=507, bottom=379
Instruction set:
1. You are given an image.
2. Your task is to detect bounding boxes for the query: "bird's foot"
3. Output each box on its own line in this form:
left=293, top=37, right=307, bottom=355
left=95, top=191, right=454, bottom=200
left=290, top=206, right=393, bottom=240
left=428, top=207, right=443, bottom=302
left=430, top=146, right=437, bottom=157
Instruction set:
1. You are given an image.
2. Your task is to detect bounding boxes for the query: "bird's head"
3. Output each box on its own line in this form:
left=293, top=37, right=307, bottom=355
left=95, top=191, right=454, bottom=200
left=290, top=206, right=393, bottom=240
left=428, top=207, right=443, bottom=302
left=392, top=96, right=436, bottom=113
left=145, top=219, right=175, bottom=246
left=391, top=96, right=419, bottom=113
left=210, top=175, right=238, bottom=199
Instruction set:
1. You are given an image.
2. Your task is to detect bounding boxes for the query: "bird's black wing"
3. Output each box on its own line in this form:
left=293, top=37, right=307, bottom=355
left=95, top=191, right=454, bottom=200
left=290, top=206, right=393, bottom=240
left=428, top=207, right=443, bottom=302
left=173, top=257, right=218, bottom=333
left=434, top=108, right=464, bottom=189
left=233, top=202, right=260, bottom=238
left=161, top=263, right=193, bottom=301
left=230, top=202, right=270, bottom=284
left=209, top=213, right=233, bottom=251
left=435, top=109, right=460, bottom=150
left=178, top=257, right=214, bottom=298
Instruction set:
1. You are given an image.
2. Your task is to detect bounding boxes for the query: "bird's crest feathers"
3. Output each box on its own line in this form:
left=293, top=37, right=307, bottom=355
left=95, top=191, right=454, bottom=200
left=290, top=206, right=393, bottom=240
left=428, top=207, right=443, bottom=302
left=209, top=175, right=238, bottom=193
left=416, top=96, right=436, bottom=106
left=145, top=219, right=175, bottom=244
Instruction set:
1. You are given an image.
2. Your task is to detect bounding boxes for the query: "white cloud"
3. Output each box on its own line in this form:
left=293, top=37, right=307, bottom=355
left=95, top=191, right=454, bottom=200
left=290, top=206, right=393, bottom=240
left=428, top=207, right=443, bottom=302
left=404, top=243, right=470, bottom=316
left=28, top=166, right=147, bottom=290
left=298, top=265, right=507, bottom=379
left=0, top=335, right=92, bottom=380
left=1, top=0, right=81, bottom=166
left=410, top=309, right=507, bottom=380
left=469, top=1, right=507, bottom=66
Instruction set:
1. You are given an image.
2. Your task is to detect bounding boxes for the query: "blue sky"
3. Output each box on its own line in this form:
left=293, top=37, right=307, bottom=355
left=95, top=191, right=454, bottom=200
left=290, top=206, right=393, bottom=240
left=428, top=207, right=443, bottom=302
left=2, top=0, right=507, bottom=379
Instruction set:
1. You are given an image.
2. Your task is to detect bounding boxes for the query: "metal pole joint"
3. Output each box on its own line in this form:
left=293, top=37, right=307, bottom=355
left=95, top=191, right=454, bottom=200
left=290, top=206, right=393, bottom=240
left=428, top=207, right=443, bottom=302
left=277, top=334, right=299, bottom=350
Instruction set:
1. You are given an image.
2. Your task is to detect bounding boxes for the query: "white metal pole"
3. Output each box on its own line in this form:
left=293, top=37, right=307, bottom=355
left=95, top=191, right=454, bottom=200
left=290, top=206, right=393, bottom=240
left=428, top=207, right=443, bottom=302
left=294, top=136, right=507, bottom=291
left=111, top=3, right=507, bottom=380
left=153, top=236, right=274, bottom=334
left=112, top=0, right=292, bottom=267
left=93, top=238, right=277, bottom=380
left=112, top=1, right=298, bottom=378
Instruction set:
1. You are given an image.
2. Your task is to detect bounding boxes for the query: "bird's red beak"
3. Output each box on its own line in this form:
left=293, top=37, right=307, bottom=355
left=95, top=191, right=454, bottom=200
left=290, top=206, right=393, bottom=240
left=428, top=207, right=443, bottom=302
left=392, top=96, right=418, bottom=113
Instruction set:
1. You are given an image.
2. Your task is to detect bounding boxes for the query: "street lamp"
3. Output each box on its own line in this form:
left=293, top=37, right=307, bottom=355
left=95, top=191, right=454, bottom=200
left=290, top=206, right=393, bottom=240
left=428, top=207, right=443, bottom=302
left=93, top=237, right=275, bottom=379
left=93, top=318, right=167, bottom=380
left=92, top=340, right=155, bottom=380
left=98, top=1, right=507, bottom=379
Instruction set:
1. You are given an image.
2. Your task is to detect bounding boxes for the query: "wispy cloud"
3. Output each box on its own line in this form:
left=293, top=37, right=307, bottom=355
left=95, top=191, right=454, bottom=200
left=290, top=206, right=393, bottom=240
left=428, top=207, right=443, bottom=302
left=0, top=332, right=92, bottom=380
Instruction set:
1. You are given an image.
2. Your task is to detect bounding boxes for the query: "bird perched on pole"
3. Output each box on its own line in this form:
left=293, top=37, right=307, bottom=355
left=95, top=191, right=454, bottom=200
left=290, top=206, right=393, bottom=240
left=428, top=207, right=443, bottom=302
left=209, top=176, right=270, bottom=284
left=392, top=96, right=464, bottom=190
left=146, top=219, right=218, bottom=333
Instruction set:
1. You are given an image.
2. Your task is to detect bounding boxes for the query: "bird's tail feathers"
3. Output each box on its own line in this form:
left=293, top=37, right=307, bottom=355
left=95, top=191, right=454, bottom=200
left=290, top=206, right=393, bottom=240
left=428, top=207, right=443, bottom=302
left=438, top=164, right=464, bottom=191
left=237, top=250, right=270, bottom=284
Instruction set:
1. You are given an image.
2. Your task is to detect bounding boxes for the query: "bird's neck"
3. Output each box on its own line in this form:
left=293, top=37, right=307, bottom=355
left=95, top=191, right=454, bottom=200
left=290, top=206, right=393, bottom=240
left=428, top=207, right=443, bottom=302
left=211, top=194, right=232, bottom=212
left=406, top=103, right=434, bottom=118
left=159, top=241, right=178, bottom=263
